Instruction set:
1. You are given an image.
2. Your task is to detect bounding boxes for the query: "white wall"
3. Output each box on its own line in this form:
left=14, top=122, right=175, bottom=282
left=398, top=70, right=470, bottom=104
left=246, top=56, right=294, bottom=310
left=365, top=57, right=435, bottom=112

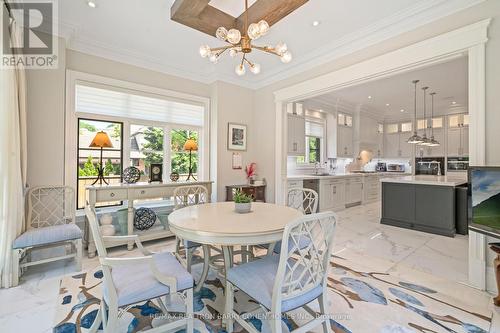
left=212, top=81, right=255, bottom=200
left=26, top=35, right=66, bottom=187
left=25, top=42, right=255, bottom=200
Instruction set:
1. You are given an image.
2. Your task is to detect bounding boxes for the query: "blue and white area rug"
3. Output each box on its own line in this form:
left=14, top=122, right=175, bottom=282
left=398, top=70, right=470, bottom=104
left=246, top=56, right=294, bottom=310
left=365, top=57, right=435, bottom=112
left=54, top=255, right=492, bottom=333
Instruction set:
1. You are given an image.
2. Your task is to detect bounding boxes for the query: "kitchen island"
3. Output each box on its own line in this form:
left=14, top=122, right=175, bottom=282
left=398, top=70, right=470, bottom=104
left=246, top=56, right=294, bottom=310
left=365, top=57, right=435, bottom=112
left=380, top=175, right=467, bottom=237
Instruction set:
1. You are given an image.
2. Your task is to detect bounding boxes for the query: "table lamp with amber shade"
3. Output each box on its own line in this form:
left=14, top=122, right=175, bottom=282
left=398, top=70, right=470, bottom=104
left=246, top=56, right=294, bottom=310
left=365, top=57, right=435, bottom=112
left=183, top=139, right=198, bottom=181
left=89, top=131, right=113, bottom=185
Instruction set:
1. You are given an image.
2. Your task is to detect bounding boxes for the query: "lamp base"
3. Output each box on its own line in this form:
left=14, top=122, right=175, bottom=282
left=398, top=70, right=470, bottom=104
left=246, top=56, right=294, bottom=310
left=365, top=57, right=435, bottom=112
left=91, top=168, right=109, bottom=186
left=186, top=171, right=197, bottom=181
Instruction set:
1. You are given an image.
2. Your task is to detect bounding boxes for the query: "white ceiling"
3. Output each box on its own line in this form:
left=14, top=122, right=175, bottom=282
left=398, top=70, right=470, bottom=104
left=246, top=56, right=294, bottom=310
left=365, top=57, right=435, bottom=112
left=52, top=0, right=484, bottom=89
left=306, top=56, right=468, bottom=120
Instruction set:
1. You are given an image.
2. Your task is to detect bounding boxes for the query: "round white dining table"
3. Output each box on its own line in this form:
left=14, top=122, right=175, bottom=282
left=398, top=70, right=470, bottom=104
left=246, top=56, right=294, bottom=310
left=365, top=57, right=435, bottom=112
left=168, top=201, right=302, bottom=247
left=168, top=201, right=302, bottom=328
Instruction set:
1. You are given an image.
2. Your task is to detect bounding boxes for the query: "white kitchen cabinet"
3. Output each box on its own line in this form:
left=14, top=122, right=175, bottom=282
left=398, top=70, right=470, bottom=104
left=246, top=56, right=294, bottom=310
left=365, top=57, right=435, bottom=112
left=319, top=179, right=345, bottom=211
left=399, top=134, right=413, bottom=158
left=360, top=116, right=383, bottom=156
left=447, top=126, right=468, bottom=157
left=416, top=128, right=444, bottom=157
left=345, top=177, right=363, bottom=207
left=384, top=132, right=400, bottom=158
left=287, top=114, right=305, bottom=155
left=363, top=175, right=381, bottom=203
left=337, top=126, right=353, bottom=157
left=384, top=132, right=412, bottom=158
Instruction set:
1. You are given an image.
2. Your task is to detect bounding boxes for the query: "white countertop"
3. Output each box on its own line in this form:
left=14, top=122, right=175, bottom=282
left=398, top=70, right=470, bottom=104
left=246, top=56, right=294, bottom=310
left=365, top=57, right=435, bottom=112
left=287, top=172, right=410, bottom=181
left=380, top=175, right=467, bottom=187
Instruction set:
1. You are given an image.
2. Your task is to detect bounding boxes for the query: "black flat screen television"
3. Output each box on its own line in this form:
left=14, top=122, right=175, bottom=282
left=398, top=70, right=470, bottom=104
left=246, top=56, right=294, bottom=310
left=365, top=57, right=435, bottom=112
left=468, top=166, right=500, bottom=238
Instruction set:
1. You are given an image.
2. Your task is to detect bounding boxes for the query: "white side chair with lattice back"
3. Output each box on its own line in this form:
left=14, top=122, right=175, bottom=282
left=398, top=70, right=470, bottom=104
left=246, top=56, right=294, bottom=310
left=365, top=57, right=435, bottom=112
left=85, top=205, right=194, bottom=333
left=173, top=184, right=212, bottom=291
left=11, top=186, right=82, bottom=286
left=225, top=211, right=337, bottom=333
left=253, top=188, right=319, bottom=257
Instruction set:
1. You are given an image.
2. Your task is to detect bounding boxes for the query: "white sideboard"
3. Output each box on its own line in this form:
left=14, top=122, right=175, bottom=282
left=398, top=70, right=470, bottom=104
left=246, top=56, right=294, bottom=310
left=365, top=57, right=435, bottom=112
left=86, top=181, right=213, bottom=257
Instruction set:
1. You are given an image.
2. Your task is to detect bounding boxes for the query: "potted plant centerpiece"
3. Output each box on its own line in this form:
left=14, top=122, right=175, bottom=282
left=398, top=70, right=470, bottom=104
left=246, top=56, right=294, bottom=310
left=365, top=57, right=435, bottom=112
left=233, top=189, right=253, bottom=213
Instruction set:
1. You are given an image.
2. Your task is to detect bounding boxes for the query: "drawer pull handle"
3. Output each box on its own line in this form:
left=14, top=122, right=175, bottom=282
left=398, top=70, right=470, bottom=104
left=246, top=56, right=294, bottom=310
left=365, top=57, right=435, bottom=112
left=141, top=190, right=146, bottom=194
left=110, top=192, right=115, bottom=198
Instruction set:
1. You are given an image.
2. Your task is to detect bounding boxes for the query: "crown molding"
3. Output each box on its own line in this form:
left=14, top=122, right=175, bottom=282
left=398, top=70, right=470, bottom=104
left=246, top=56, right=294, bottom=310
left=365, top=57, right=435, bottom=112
left=58, top=0, right=485, bottom=90
left=255, top=0, right=486, bottom=89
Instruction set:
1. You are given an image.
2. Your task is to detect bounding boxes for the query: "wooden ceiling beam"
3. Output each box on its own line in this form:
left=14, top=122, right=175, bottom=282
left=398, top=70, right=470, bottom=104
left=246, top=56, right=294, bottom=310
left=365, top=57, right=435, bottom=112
left=236, top=0, right=308, bottom=30
left=171, top=0, right=308, bottom=38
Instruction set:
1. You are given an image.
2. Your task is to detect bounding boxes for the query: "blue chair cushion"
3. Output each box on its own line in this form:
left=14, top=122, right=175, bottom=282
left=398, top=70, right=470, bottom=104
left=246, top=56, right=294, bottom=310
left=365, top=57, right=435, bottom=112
left=104, top=252, right=193, bottom=307
left=227, top=255, right=323, bottom=312
left=12, top=224, right=82, bottom=249
left=273, top=235, right=311, bottom=254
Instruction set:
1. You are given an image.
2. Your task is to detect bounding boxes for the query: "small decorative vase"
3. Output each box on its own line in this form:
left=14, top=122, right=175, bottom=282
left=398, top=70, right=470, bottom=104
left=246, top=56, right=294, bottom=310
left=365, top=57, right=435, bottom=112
left=100, top=214, right=113, bottom=225
left=235, top=202, right=252, bottom=214
left=100, top=225, right=115, bottom=236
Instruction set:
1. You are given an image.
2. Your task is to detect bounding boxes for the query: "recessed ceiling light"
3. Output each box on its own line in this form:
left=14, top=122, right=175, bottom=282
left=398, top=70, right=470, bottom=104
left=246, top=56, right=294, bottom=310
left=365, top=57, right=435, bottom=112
left=368, top=95, right=372, bottom=99
left=87, top=0, right=97, bottom=8
left=312, top=21, right=320, bottom=27
left=452, top=101, right=457, bottom=105
left=386, top=103, right=390, bottom=106
left=400, top=109, right=405, bottom=112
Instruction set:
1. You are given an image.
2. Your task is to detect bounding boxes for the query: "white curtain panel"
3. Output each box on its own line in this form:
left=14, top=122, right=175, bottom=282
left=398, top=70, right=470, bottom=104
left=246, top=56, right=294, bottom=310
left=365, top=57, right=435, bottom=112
left=0, top=18, right=27, bottom=288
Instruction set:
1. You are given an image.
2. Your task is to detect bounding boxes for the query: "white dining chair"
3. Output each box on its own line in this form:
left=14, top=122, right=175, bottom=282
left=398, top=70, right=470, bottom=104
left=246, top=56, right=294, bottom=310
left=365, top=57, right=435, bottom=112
left=256, top=188, right=319, bottom=256
left=173, top=184, right=212, bottom=292
left=85, top=205, right=194, bottom=333
left=225, top=211, right=337, bottom=333
left=12, top=186, right=82, bottom=286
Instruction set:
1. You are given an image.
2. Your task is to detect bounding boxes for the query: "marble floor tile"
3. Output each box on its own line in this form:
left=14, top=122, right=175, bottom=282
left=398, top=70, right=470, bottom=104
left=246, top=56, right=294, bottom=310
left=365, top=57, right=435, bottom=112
left=1, top=201, right=497, bottom=332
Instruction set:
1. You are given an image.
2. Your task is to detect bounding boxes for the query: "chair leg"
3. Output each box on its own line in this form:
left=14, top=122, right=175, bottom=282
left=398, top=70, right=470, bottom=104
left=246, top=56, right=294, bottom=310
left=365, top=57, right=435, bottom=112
left=105, top=303, right=119, bottom=333
left=195, top=245, right=210, bottom=292
left=318, top=293, right=331, bottom=333
left=185, top=289, right=194, bottom=333
left=88, top=303, right=102, bottom=333
left=270, top=311, right=282, bottom=333
left=75, top=239, right=83, bottom=271
left=186, top=247, right=193, bottom=273
left=224, top=282, right=234, bottom=333
left=11, top=249, right=21, bottom=287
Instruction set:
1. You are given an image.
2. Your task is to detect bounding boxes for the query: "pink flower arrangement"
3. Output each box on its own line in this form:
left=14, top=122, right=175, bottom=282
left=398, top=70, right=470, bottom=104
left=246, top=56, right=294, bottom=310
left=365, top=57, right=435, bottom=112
left=245, top=162, right=257, bottom=179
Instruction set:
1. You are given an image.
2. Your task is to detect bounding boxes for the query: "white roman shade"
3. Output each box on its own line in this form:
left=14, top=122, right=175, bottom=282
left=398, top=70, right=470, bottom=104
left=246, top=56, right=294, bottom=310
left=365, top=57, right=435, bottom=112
left=75, top=83, right=204, bottom=127
left=305, top=121, right=324, bottom=137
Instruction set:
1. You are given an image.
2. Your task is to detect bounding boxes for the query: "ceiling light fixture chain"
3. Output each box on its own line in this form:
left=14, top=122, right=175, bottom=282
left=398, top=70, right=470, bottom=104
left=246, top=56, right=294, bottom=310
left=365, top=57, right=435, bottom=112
left=199, top=0, right=292, bottom=76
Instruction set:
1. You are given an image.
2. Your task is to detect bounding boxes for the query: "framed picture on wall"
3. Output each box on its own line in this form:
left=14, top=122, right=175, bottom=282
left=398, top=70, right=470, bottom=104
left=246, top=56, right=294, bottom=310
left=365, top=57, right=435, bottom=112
left=227, top=123, right=247, bottom=151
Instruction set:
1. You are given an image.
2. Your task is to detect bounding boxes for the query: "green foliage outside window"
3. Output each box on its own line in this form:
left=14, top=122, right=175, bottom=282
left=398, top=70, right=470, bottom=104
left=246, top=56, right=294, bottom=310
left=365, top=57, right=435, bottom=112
left=142, top=127, right=164, bottom=168
left=171, top=129, right=198, bottom=174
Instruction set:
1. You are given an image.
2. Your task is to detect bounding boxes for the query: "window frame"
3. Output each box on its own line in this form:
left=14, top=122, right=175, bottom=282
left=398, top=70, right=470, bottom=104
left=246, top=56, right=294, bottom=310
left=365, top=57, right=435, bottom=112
left=77, top=118, right=124, bottom=209
left=65, top=70, right=211, bottom=210
left=296, top=118, right=325, bottom=167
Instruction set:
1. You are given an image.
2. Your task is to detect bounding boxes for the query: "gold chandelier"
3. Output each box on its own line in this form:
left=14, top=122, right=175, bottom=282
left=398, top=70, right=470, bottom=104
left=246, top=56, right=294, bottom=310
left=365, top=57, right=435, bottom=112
left=199, top=0, right=292, bottom=76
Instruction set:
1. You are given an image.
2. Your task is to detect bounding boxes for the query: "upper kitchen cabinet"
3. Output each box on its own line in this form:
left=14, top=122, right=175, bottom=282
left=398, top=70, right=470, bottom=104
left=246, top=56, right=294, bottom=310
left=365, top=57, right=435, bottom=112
left=287, top=103, right=306, bottom=155
left=384, top=122, right=413, bottom=158
left=447, top=113, right=469, bottom=157
left=337, top=112, right=354, bottom=158
left=417, top=117, right=445, bottom=157
left=359, top=115, right=383, bottom=157
left=448, top=113, right=469, bottom=128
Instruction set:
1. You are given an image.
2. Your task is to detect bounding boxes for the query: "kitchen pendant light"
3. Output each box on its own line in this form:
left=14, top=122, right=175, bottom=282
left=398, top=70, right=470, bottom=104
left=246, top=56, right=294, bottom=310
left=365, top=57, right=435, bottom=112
left=428, top=92, right=440, bottom=147
left=407, top=80, right=423, bottom=144
left=419, top=86, right=431, bottom=146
